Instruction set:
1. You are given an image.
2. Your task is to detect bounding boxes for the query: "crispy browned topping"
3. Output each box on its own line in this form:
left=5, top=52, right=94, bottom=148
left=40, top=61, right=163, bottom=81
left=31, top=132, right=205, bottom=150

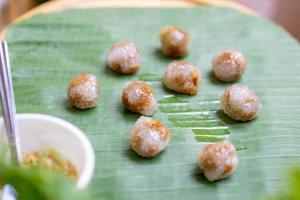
left=146, top=120, right=171, bottom=141
left=113, top=63, right=139, bottom=74
left=200, top=141, right=236, bottom=170
left=164, top=61, right=200, bottom=95
left=68, top=73, right=91, bottom=87
left=131, top=136, right=157, bottom=157
left=130, top=116, right=171, bottom=158
left=160, top=26, right=190, bottom=58
left=122, top=81, right=153, bottom=112
left=107, top=41, right=140, bottom=74
left=214, top=51, right=233, bottom=66
left=67, top=73, right=99, bottom=109
left=212, top=50, right=246, bottom=82
left=199, top=141, right=238, bottom=181
left=189, top=70, right=200, bottom=95
left=174, top=75, right=185, bottom=85
left=221, top=84, right=261, bottom=121
left=23, top=149, right=78, bottom=182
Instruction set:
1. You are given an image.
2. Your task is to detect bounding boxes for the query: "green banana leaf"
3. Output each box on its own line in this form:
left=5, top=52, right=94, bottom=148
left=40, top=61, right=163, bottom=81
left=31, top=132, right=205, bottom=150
left=5, top=6, right=300, bottom=200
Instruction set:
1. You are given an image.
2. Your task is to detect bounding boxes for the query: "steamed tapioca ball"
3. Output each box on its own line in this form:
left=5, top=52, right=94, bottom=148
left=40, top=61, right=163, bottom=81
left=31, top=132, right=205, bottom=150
left=163, top=61, right=200, bottom=95
left=160, top=26, right=190, bottom=58
left=68, top=73, right=100, bottom=109
left=198, top=140, right=238, bottom=182
left=221, top=84, right=262, bottom=121
left=122, top=81, right=157, bottom=116
left=212, top=50, right=246, bottom=82
left=130, top=116, right=171, bottom=158
left=107, top=41, right=140, bottom=74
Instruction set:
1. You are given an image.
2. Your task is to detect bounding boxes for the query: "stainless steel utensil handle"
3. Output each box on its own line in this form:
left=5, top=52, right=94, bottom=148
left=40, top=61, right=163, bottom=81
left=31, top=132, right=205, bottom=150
left=0, top=41, right=21, bottom=164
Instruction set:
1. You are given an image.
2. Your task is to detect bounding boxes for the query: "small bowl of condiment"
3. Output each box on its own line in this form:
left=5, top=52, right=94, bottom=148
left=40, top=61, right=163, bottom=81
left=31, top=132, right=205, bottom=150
left=0, top=113, right=95, bottom=189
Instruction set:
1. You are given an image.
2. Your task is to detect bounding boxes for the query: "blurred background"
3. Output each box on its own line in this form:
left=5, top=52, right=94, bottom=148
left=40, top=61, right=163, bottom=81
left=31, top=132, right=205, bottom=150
left=0, top=0, right=300, bottom=41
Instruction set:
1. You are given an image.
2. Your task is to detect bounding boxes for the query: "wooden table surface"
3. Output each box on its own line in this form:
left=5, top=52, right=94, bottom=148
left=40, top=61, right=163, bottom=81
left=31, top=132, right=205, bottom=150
left=0, top=0, right=254, bottom=39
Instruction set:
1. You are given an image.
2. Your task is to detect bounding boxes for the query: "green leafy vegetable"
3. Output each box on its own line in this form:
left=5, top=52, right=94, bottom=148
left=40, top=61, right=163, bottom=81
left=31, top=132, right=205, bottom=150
left=0, top=151, right=95, bottom=200
left=269, top=167, right=300, bottom=200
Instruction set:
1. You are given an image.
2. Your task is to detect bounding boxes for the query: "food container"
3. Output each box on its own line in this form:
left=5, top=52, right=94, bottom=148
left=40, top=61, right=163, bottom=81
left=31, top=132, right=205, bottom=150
left=0, top=113, right=95, bottom=189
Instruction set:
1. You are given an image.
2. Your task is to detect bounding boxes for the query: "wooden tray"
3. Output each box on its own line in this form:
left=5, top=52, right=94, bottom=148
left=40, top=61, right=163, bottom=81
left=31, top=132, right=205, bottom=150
left=0, top=0, right=254, bottom=39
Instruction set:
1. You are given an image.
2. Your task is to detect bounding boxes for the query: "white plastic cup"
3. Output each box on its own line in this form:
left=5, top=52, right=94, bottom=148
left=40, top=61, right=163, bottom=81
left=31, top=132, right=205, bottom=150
left=0, top=113, right=95, bottom=189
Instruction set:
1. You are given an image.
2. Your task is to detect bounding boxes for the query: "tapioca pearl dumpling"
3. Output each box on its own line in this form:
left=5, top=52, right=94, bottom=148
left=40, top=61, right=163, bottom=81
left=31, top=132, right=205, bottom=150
left=122, top=81, right=157, bottom=116
left=198, top=140, right=238, bottom=182
left=67, top=73, right=100, bottom=109
left=107, top=41, right=140, bottom=74
left=221, top=84, right=262, bottom=121
left=160, top=26, right=190, bottom=58
left=212, top=50, right=246, bottom=82
left=130, top=116, right=171, bottom=158
left=163, top=61, right=200, bottom=95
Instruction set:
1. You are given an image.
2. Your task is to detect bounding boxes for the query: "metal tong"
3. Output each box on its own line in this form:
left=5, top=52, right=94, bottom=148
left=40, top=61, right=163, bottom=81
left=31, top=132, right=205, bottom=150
left=0, top=41, right=21, bottom=164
